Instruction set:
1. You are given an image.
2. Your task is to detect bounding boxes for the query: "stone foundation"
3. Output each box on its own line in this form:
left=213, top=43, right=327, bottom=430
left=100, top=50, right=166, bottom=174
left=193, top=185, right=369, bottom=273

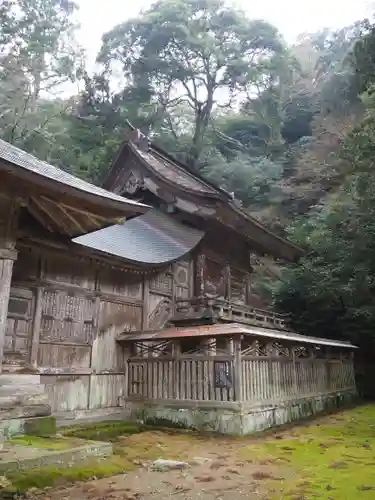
left=127, top=389, right=358, bottom=436
left=0, top=374, right=51, bottom=439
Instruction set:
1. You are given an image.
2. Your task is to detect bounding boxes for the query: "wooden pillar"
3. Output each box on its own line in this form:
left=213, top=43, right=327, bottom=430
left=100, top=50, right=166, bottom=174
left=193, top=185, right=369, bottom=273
left=233, top=335, right=242, bottom=402
left=0, top=196, right=20, bottom=372
left=195, top=253, right=206, bottom=297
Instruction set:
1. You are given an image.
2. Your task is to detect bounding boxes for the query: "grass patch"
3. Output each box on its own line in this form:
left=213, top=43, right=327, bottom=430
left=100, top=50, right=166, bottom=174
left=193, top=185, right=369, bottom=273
left=239, top=404, right=375, bottom=499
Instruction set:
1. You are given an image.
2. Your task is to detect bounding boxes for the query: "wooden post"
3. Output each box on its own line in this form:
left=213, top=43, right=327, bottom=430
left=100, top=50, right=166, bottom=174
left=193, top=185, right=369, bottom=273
left=233, top=335, right=242, bottom=402
left=172, top=340, right=181, bottom=399
left=141, top=275, right=149, bottom=330
left=292, top=346, right=298, bottom=395
left=29, top=286, right=44, bottom=368
left=0, top=196, right=20, bottom=372
left=196, top=253, right=206, bottom=297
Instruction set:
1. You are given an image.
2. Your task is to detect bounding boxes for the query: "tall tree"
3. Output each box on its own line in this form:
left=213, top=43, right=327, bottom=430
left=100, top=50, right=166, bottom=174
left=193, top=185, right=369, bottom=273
left=98, top=0, right=288, bottom=168
left=0, top=0, right=83, bottom=149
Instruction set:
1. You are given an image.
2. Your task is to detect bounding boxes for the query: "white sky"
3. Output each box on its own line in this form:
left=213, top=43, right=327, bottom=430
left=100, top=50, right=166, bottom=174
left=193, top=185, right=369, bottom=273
left=75, top=0, right=373, bottom=69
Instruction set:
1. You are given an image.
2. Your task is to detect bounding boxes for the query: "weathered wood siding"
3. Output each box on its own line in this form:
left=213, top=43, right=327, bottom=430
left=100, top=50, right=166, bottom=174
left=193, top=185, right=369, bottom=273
left=6, top=244, right=196, bottom=415
left=127, top=353, right=356, bottom=406
left=7, top=247, right=144, bottom=415
left=197, top=234, right=251, bottom=306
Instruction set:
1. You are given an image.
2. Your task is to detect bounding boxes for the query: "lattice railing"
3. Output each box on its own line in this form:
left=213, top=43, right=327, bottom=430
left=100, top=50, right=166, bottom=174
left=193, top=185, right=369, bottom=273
left=173, top=296, right=289, bottom=330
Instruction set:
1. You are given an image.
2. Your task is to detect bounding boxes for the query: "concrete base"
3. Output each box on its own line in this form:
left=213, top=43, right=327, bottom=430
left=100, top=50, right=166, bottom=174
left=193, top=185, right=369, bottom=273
left=0, top=439, right=113, bottom=473
left=127, top=389, right=358, bottom=436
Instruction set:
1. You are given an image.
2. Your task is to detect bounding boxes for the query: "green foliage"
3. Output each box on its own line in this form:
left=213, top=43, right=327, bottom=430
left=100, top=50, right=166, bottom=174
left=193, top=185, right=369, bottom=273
left=98, top=0, right=288, bottom=167
left=0, top=0, right=83, bottom=152
left=202, top=152, right=283, bottom=210
left=275, top=85, right=375, bottom=353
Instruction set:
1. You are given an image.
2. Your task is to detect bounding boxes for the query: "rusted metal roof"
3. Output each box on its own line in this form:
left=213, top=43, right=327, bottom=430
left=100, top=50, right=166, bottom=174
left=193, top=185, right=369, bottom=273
left=73, top=209, right=204, bottom=265
left=0, top=138, right=147, bottom=212
left=117, top=323, right=357, bottom=349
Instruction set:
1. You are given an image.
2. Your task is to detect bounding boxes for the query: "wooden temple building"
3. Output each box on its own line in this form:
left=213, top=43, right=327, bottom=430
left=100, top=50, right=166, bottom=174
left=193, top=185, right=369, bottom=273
left=0, top=130, right=357, bottom=437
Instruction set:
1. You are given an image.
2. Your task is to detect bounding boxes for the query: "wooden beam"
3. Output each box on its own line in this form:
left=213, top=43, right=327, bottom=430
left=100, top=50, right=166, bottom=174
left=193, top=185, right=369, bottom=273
left=27, top=202, right=55, bottom=232
left=58, top=202, right=111, bottom=223
left=31, top=196, right=74, bottom=236
left=54, top=202, right=87, bottom=234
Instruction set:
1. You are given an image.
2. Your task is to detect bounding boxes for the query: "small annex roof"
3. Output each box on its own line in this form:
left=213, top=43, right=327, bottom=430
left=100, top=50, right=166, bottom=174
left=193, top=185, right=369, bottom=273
left=117, top=322, right=357, bottom=349
left=0, top=139, right=148, bottom=213
left=73, top=208, right=204, bottom=265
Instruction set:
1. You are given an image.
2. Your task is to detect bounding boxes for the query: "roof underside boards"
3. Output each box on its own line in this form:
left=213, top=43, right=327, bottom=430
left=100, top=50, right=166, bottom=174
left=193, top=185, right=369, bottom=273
left=117, top=322, right=357, bottom=349
left=0, top=139, right=148, bottom=213
left=73, top=209, right=204, bottom=265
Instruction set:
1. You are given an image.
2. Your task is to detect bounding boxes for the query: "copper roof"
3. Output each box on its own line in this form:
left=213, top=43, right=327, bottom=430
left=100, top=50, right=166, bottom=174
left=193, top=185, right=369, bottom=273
left=73, top=209, right=204, bottom=265
left=117, top=323, right=357, bottom=349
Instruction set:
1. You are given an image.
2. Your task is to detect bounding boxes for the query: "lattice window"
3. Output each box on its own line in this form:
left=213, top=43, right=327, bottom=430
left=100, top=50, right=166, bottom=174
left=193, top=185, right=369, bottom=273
left=272, top=342, right=291, bottom=358
left=241, top=339, right=268, bottom=356
left=294, top=346, right=309, bottom=358
left=180, top=338, right=205, bottom=355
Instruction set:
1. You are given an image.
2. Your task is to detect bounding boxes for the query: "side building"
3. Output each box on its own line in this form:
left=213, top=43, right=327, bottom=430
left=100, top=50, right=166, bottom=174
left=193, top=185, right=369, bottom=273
left=0, top=134, right=357, bottom=435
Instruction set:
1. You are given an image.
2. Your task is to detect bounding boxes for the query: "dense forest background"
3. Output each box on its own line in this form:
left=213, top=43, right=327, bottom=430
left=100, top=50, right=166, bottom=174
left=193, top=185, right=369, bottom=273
left=2, top=0, right=375, bottom=364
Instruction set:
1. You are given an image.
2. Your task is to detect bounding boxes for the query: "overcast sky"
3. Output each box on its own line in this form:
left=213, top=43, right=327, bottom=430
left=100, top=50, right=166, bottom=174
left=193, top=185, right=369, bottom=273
left=75, top=0, right=373, bottom=69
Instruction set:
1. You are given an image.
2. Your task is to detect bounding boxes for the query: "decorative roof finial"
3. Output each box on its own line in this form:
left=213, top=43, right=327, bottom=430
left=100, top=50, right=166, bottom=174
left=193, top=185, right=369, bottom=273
left=129, top=128, right=150, bottom=152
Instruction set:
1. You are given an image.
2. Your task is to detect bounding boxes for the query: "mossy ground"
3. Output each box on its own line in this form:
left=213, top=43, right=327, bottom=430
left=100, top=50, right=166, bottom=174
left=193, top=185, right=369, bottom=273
left=3, top=405, right=375, bottom=498
left=239, top=404, right=375, bottom=499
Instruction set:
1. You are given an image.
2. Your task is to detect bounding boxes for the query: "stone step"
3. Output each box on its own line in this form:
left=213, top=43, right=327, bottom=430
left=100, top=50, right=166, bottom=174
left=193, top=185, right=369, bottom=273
left=0, top=375, right=41, bottom=387
left=0, top=385, right=45, bottom=396
left=0, top=439, right=113, bottom=474
left=0, top=390, right=49, bottom=410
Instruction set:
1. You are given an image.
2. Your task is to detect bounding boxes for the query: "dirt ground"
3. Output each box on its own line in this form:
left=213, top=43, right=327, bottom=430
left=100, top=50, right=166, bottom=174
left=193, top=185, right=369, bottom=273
left=29, top=432, right=288, bottom=500
left=23, top=405, right=375, bottom=500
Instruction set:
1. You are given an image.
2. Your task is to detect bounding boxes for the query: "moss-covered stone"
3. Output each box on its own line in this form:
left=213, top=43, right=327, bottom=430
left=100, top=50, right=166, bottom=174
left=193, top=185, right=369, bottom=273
left=8, top=435, right=84, bottom=450
left=3, top=455, right=134, bottom=494
left=61, top=420, right=143, bottom=442
left=24, top=416, right=56, bottom=437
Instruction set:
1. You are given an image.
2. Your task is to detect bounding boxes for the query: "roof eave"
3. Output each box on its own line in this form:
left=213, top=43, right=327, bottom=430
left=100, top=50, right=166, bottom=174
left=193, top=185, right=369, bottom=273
left=228, top=203, right=304, bottom=262
left=1, top=158, right=149, bottom=217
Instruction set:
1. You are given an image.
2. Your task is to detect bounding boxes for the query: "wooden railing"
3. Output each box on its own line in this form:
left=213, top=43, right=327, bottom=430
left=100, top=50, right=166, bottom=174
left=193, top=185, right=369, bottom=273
left=128, top=355, right=235, bottom=403
left=173, top=296, right=289, bottom=330
left=241, top=357, right=355, bottom=404
left=127, top=355, right=356, bottom=405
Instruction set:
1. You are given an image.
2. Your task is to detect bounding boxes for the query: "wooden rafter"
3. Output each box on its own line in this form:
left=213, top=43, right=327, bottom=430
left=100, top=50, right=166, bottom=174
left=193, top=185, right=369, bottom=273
left=31, top=196, right=73, bottom=235
left=53, top=202, right=86, bottom=234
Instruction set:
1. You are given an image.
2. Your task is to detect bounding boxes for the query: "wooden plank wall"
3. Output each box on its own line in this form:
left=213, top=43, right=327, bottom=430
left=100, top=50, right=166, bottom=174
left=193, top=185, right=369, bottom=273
left=6, top=248, right=142, bottom=415
left=127, top=355, right=356, bottom=406
left=240, top=357, right=355, bottom=404
left=128, top=355, right=235, bottom=403
left=6, top=247, right=195, bottom=416
left=199, top=245, right=250, bottom=307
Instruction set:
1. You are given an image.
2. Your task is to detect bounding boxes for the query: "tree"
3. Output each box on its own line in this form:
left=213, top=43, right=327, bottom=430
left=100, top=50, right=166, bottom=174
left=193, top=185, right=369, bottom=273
left=0, top=0, right=83, bottom=149
left=275, top=83, right=375, bottom=355
left=98, top=0, right=288, bottom=168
